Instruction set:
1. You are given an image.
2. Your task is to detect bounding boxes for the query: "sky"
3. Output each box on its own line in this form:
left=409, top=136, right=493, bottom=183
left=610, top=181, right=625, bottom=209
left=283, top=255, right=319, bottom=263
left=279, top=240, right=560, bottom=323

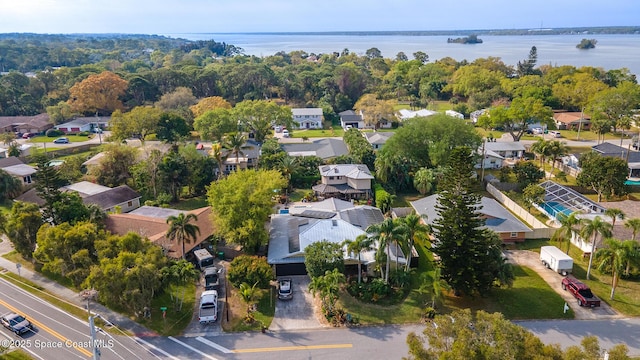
left=0, top=0, right=638, bottom=34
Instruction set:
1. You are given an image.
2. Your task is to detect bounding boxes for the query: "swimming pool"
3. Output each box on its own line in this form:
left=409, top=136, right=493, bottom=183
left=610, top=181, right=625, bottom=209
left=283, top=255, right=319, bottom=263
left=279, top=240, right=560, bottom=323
left=540, top=201, right=573, bottom=218
left=625, top=179, right=640, bottom=186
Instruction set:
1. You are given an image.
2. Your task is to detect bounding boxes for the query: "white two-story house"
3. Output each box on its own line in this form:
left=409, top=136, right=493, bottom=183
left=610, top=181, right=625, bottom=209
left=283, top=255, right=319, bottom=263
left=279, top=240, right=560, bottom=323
left=292, top=108, right=323, bottom=129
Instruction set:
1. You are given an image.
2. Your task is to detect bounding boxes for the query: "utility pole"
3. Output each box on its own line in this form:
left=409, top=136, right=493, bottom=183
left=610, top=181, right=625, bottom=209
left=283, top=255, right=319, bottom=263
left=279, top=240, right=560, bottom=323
left=480, top=139, right=486, bottom=184
left=89, top=315, right=101, bottom=360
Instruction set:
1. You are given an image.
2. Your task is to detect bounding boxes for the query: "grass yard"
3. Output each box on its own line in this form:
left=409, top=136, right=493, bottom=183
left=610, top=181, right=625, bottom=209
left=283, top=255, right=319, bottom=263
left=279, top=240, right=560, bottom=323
left=0, top=349, right=34, bottom=359
left=221, top=287, right=276, bottom=332
left=28, top=135, right=96, bottom=144
left=173, top=196, right=209, bottom=210
left=289, top=128, right=344, bottom=138
left=136, top=283, right=196, bottom=336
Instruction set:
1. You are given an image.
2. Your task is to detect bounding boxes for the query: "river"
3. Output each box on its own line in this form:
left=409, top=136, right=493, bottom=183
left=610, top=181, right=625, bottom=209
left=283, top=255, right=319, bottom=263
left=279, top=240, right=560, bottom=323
left=167, top=33, right=640, bottom=76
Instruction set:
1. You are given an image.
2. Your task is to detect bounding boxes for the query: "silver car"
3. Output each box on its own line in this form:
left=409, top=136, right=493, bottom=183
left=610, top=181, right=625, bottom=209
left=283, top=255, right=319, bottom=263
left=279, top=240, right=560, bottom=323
left=278, top=278, right=293, bottom=300
left=1, top=313, right=33, bottom=335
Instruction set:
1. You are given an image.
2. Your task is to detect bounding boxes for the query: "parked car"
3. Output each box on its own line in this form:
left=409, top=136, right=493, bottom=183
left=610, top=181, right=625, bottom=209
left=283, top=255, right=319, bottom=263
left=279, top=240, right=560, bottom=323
left=549, top=131, right=562, bottom=138
left=203, top=266, right=221, bottom=291
left=278, top=278, right=293, bottom=300
left=561, top=276, right=601, bottom=307
left=198, top=290, right=218, bottom=324
left=53, top=137, right=69, bottom=144
left=22, top=133, right=35, bottom=139
left=1, top=312, right=33, bottom=335
left=282, top=129, right=290, bottom=138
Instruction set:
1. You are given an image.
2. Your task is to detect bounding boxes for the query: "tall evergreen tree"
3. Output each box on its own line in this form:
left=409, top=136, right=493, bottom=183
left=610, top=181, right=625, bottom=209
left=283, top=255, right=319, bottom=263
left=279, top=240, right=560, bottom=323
left=32, top=153, right=66, bottom=224
left=432, top=147, right=513, bottom=296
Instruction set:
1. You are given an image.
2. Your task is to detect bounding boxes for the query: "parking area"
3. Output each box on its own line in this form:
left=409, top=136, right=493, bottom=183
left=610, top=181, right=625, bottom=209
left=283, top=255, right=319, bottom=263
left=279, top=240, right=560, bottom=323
left=505, top=250, right=620, bottom=320
left=269, top=275, right=325, bottom=330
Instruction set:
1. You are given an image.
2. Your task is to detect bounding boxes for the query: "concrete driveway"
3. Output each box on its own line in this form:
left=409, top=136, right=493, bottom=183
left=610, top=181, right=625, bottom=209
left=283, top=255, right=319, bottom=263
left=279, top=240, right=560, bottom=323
left=269, top=275, right=325, bottom=330
left=505, top=250, right=620, bottom=320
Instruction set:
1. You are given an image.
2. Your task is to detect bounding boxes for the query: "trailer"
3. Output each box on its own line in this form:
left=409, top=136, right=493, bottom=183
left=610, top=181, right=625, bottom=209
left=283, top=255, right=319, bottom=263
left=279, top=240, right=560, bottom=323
left=540, top=245, right=573, bottom=276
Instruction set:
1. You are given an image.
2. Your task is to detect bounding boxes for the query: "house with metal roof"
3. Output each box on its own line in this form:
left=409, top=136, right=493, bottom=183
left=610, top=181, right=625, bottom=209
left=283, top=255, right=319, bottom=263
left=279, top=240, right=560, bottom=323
left=312, top=164, right=373, bottom=200
left=291, top=108, right=323, bottom=129
left=411, top=194, right=532, bottom=243
left=267, top=198, right=411, bottom=276
left=54, top=116, right=109, bottom=133
left=476, top=141, right=526, bottom=169
left=397, top=109, right=438, bottom=121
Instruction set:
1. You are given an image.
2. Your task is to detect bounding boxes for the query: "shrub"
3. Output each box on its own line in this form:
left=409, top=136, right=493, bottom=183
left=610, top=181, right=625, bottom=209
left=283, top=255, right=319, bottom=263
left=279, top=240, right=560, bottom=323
left=228, top=255, right=273, bottom=289
left=78, top=131, right=90, bottom=137
left=46, top=129, right=64, bottom=137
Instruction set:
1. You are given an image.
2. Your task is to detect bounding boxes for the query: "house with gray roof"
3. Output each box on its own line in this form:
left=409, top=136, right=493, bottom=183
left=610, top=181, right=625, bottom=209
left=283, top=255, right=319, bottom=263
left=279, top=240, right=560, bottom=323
left=339, top=110, right=365, bottom=130
left=476, top=141, right=526, bottom=169
left=0, top=157, right=36, bottom=186
left=267, top=198, right=412, bottom=276
left=591, top=142, right=640, bottom=177
left=0, top=113, right=52, bottom=134
left=55, top=116, right=109, bottom=133
left=411, top=194, right=531, bottom=242
left=363, top=131, right=394, bottom=150
left=281, top=138, right=348, bottom=159
left=312, top=164, right=373, bottom=200
left=292, top=108, right=323, bottom=129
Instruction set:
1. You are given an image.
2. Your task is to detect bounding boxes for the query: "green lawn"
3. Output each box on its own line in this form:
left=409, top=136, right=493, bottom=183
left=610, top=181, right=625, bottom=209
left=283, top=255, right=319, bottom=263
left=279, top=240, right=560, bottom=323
left=289, top=128, right=344, bottom=138
left=0, top=349, right=34, bottom=359
left=28, top=135, right=96, bottom=144
left=222, top=288, right=276, bottom=332
left=173, top=196, right=209, bottom=210
left=136, top=283, right=196, bottom=336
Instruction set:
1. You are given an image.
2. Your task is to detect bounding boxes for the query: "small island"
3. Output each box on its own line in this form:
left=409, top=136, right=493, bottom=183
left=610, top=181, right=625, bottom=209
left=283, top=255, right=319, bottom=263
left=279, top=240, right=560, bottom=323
left=576, top=38, right=597, bottom=49
left=447, top=34, right=483, bottom=44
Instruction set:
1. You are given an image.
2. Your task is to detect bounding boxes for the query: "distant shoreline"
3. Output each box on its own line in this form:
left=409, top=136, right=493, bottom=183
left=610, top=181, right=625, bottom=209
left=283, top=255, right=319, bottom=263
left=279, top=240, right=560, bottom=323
left=172, top=26, right=640, bottom=37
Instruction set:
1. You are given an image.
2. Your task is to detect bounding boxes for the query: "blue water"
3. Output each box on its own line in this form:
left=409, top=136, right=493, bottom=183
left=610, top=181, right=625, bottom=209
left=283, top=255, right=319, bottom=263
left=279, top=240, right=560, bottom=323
left=279, top=209, right=289, bottom=214
left=168, top=33, right=640, bottom=76
left=540, top=201, right=573, bottom=218
left=625, top=180, right=640, bottom=186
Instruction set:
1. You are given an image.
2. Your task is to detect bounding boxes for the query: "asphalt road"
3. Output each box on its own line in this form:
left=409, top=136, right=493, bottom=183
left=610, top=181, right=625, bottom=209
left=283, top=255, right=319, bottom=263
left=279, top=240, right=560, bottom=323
left=0, top=276, right=160, bottom=360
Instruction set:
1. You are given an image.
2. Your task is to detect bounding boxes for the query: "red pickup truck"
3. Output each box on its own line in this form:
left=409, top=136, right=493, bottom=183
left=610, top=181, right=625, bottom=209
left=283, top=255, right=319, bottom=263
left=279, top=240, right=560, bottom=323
left=561, top=276, right=601, bottom=307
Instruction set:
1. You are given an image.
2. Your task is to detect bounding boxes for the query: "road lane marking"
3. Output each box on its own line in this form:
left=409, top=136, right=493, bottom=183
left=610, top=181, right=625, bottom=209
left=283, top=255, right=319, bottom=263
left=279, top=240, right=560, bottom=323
left=134, top=337, right=181, bottom=360
left=232, top=343, right=353, bottom=353
left=0, top=298, right=92, bottom=358
left=196, top=336, right=232, bottom=353
left=168, top=336, right=220, bottom=360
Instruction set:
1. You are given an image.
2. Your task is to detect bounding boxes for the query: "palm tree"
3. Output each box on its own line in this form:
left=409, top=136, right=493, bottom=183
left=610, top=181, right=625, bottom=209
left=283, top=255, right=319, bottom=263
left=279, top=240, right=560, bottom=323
left=239, top=282, right=259, bottom=313
left=342, top=235, right=374, bottom=284
left=209, top=142, right=228, bottom=179
left=530, top=138, right=550, bottom=168
left=580, top=216, right=613, bottom=280
left=552, top=212, right=581, bottom=254
left=165, top=213, right=200, bottom=260
left=224, top=132, right=246, bottom=171
left=546, top=140, right=568, bottom=179
left=0, top=169, right=22, bottom=201
left=168, top=259, right=199, bottom=310
left=595, top=238, right=629, bottom=299
left=625, top=218, right=640, bottom=241
left=278, top=156, right=298, bottom=192
left=401, top=213, right=431, bottom=272
left=413, top=168, right=435, bottom=195
left=308, top=269, right=345, bottom=310
left=366, top=218, right=406, bottom=283
left=605, top=208, right=625, bottom=227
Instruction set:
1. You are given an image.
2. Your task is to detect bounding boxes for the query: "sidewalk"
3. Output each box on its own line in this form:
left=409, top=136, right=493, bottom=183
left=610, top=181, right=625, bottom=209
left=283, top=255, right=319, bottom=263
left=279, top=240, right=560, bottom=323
left=0, top=237, right=156, bottom=336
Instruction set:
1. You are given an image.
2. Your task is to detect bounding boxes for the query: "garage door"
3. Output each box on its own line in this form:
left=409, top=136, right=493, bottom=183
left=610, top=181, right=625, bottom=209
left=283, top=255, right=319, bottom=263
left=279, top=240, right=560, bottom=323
left=276, top=263, right=307, bottom=276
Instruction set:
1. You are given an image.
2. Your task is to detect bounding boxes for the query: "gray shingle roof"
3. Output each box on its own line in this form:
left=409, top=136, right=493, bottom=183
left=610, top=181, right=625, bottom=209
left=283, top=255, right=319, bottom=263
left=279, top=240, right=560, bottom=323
left=282, top=138, right=348, bottom=159
left=83, top=185, right=141, bottom=210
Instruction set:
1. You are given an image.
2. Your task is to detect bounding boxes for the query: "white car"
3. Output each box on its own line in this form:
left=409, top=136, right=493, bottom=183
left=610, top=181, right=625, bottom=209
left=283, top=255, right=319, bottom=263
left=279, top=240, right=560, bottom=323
left=282, top=129, right=290, bottom=138
left=278, top=279, right=293, bottom=300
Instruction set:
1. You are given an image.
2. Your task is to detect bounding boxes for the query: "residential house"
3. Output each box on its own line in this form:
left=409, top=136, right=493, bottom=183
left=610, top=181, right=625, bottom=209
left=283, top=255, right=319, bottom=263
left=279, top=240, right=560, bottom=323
left=281, top=138, right=348, bottom=160
left=268, top=198, right=413, bottom=276
left=411, top=195, right=532, bottom=243
left=0, top=113, right=52, bottom=134
left=470, top=109, right=487, bottom=124
left=105, top=206, right=214, bottom=259
left=0, top=157, right=36, bottom=186
left=591, top=142, right=640, bottom=177
left=55, top=116, right=109, bottom=133
left=339, top=110, right=365, bottom=130
left=16, top=180, right=141, bottom=213
left=312, top=164, right=373, bottom=200
left=292, top=108, right=323, bottom=129
left=553, top=111, right=591, bottom=131
left=397, top=109, right=438, bottom=121
left=363, top=131, right=394, bottom=150
left=476, top=141, right=526, bottom=169
left=445, top=110, right=464, bottom=119
left=220, top=140, right=261, bottom=174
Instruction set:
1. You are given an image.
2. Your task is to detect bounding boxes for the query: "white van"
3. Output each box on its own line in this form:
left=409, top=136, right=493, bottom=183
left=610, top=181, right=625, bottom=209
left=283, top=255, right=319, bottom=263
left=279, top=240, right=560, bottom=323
left=549, top=131, right=562, bottom=138
left=282, top=129, right=290, bottom=138
left=193, top=249, right=214, bottom=269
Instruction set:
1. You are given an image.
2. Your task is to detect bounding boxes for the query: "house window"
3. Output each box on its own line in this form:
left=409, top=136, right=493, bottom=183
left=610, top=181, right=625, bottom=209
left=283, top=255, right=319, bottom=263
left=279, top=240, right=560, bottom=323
left=128, top=201, right=133, bottom=207
left=23, top=176, right=32, bottom=184
left=329, top=176, right=334, bottom=180
left=510, top=232, right=518, bottom=238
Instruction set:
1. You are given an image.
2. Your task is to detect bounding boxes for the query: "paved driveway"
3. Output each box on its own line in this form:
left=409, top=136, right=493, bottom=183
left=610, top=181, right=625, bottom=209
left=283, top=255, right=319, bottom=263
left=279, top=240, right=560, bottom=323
left=269, top=275, right=325, bottom=330
left=505, top=250, right=620, bottom=320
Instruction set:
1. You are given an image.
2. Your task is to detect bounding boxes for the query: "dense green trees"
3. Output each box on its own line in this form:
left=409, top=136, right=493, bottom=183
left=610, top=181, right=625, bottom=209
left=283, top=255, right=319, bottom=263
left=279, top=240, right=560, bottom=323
left=432, top=147, right=514, bottom=296
left=304, top=241, right=346, bottom=278
left=577, top=152, right=628, bottom=202
left=208, top=169, right=286, bottom=253
left=227, top=255, right=273, bottom=288
left=4, top=201, right=43, bottom=259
